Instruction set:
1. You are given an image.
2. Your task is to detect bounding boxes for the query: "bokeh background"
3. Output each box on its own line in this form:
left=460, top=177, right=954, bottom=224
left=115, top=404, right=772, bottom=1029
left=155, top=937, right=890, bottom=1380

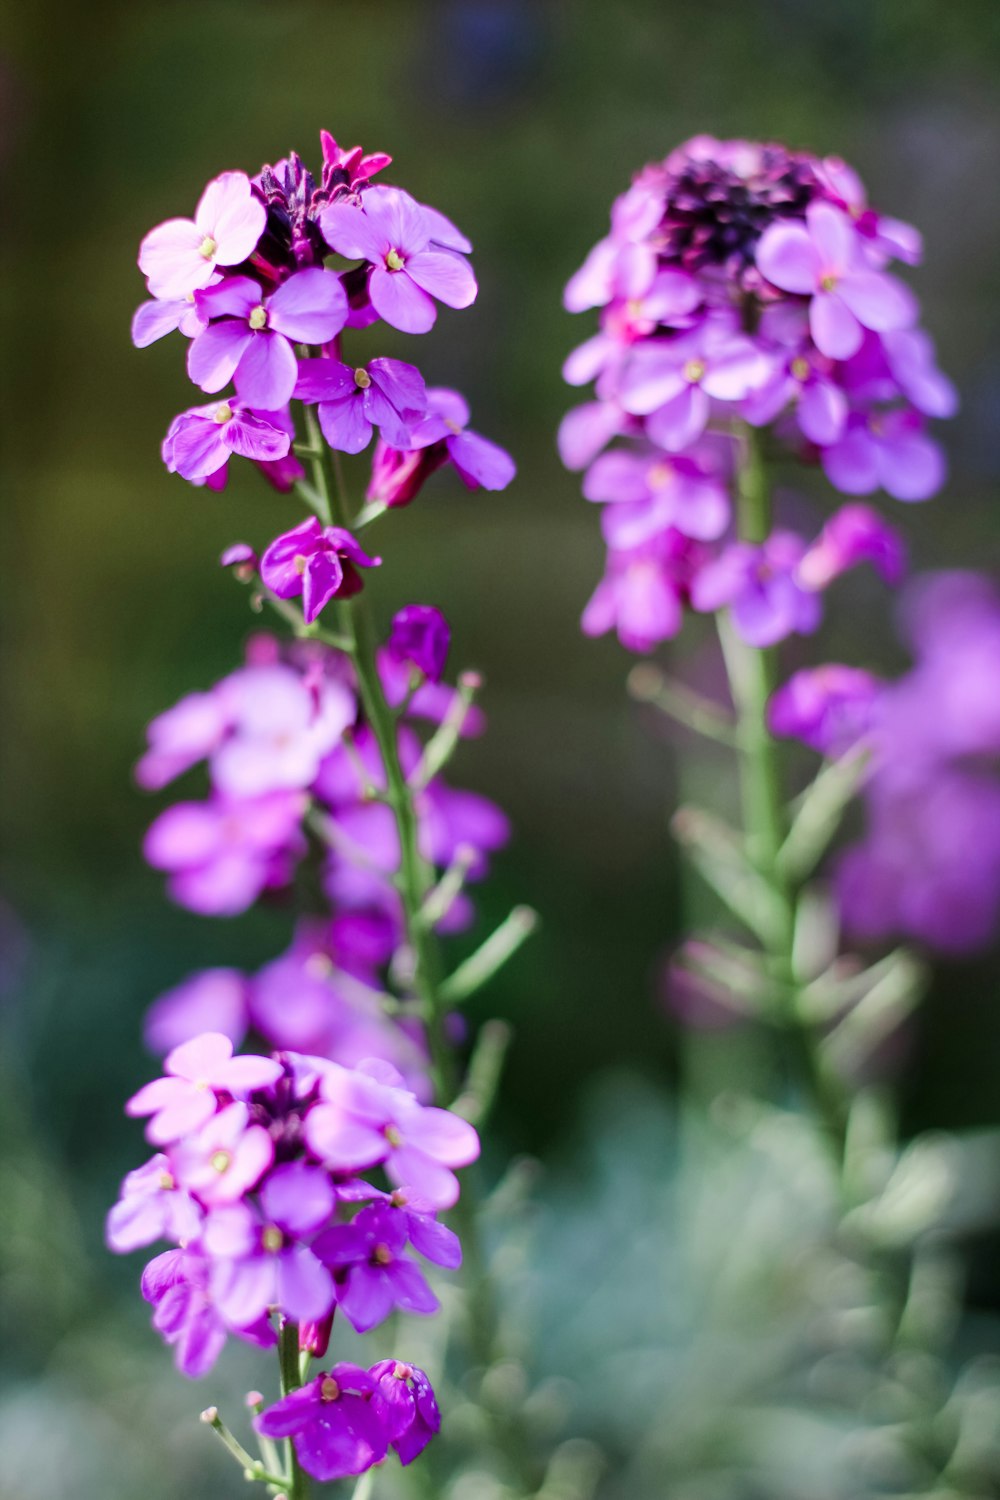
left=3, top=2, right=1000, bottom=1496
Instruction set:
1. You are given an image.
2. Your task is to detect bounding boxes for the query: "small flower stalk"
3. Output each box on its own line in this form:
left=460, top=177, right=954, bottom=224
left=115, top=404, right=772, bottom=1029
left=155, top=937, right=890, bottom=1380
left=113, top=132, right=530, bottom=1495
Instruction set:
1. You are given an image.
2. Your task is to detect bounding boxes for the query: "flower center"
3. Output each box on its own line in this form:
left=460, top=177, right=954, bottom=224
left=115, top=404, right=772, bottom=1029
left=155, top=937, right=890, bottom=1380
left=213, top=403, right=233, bottom=425
left=819, top=272, right=838, bottom=292
left=445, top=419, right=462, bottom=435
left=790, top=356, right=810, bottom=382
left=393, top=1362, right=413, bottom=1381
left=248, top=305, right=268, bottom=331
left=262, top=1225, right=284, bottom=1253
left=649, top=461, right=673, bottom=490
left=384, top=1125, right=402, bottom=1148
left=385, top=249, right=406, bottom=271
left=293, top=553, right=309, bottom=576
left=320, top=1376, right=341, bottom=1403
left=199, top=235, right=218, bottom=260
left=868, top=413, right=884, bottom=436
left=304, top=952, right=334, bottom=979
left=158, top=1171, right=175, bottom=1191
left=682, top=359, right=705, bottom=384
left=210, top=1150, right=232, bottom=1174
left=372, top=1242, right=393, bottom=1267
left=354, top=367, right=372, bottom=390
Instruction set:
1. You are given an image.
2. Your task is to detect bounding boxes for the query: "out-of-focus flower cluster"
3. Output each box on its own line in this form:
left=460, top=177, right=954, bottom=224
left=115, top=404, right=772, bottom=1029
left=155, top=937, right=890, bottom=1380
left=108, top=1034, right=477, bottom=1478
left=560, top=135, right=956, bottom=652
left=773, top=573, right=1000, bottom=955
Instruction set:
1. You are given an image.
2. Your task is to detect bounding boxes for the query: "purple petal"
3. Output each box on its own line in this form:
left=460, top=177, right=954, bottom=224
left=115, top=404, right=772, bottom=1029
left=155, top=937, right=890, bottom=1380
left=806, top=201, right=854, bottom=273
left=317, top=396, right=372, bottom=454
left=294, top=359, right=355, bottom=404
left=225, top=410, right=292, bottom=463
left=277, top=1247, right=336, bottom=1322
left=646, top=386, right=709, bottom=451
left=320, top=199, right=388, bottom=260
left=369, top=358, right=427, bottom=420
left=234, top=332, right=298, bottom=410
left=255, top=1384, right=321, bottom=1440
left=837, top=271, right=917, bottom=333
left=878, top=428, right=945, bottom=502
left=305, top=1105, right=388, bottom=1170
left=386, top=1149, right=459, bottom=1209
left=132, top=298, right=187, bottom=348
left=557, top=402, right=625, bottom=471
left=822, top=427, right=880, bottom=495
left=302, top=552, right=346, bottom=621
left=405, top=250, right=477, bottom=309
left=798, top=379, right=847, bottom=446
left=406, top=1212, right=462, bottom=1269
left=369, top=266, right=437, bottom=333
left=386, top=1257, right=439, bottom=1315
left=267, top=268, right=349, bottom=344
left=194, top=171, right=266, bottom=266
left=262, top=1162, right=337, bottom=1236
left=810, top=293, right=862, bottom=361
left=194, top=276, right=262, bottom=320
left=169, top=416, right=229, bottom=481
left=338, top=1267, right=396, bottom=1332
left=446, top=430, right=516, bottom=490
left=139, top=218, right=211, bottom=300
left=756, top=220, right=819, bottom=294
left=402, top=1105, right=480, bottom=1167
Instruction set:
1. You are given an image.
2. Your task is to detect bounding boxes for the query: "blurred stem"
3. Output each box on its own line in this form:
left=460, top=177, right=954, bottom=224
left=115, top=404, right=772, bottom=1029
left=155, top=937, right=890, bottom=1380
left=720, top=424, right=848, bottom=1163
left=278, top=1322, right=308, bottom=1500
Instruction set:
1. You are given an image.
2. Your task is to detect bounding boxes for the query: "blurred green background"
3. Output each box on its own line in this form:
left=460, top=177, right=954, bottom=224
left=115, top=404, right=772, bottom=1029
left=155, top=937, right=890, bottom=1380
left=3, top=2, right=1000, bottom=1495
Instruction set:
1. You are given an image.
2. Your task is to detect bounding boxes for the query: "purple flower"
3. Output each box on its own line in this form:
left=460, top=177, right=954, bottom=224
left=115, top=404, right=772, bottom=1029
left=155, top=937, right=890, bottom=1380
left=260, top=518, right=380, bottom=622
left=618, top=315, right=769, bottom=450
left=139, top=171, right=267, bottom=300
left=756, top=201, right=916, bottom=360
left=797, top=503, right=906, bottom=591
left=313, top=1203, right=439, bottom=1332
left=557, top=399, right=630, bottom=472
left=255, top=1365, right=386, bottom=1482
left=582, top=531, right=705, bottom=652
left=386, top=605, right=451, bottom=683
left=320, top=186, right=476, bottom=334
left=171, top=1101, right=274, bottom=1205
left=203, top=1166, right=336, bottom=1325
left=821, top=408, right=946, bottom=502
left=741, top=344, right=848, bottom=447
left=131, top=292, right=210, bottom=349
left=187, top=270, right=349, bottom=409
left=403, top=388, right=516, bottom=492
left=768, top=665, right=883, bottom=755
left=294, top=357, right=427, bottom=454
left=691, top=532, right=822, bottom=647
left=144, top=968, right=250, bottom=1055
left=125, top=1032, right=282, bottom=1144
left=305, top=1059, right=480, bottom=1209
left=142, top=1247, right=275, bottom=1378
left=583, top=447, right=730, bottom=544
left=163, top=399, right=291, bottom=484
left=369, top=1360, right=441, bottom=1465
left=143, top=791, right=307, bottom=916
left=135, top=691, right=229, bottom=791
left=106, top=1155, right=202, bottom=1252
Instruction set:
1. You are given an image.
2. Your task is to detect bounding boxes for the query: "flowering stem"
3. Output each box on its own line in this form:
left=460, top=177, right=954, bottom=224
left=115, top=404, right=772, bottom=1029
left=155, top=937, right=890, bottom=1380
left=718, top=424, right=849, bottom=1161
left=278, top=1322, right=309, bottom=1500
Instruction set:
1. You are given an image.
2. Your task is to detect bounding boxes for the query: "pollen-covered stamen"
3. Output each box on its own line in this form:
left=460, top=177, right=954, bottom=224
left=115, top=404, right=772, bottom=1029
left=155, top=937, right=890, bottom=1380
left=819, top=273, right=839, bottom=293
left=293, top=553, right=309, bottom=576
left=444, top=418, right=462, bottom=435
left=371, top=1242, right=393, bottom=1267
left=213, top=402, right=233, bottom=425
left=392, top=1362, right=413, bottom=1381
left=683, top=359, right=706, bottom=384
left=354, top=367, right=372, bottom=390
left=199, top=235, right=218, bottom=261
left=650, top=460, right=674, bottom=490
left=158, top=1170, right=175, bottom=1191
left=320, top=1376, right=341, bottom=1403
left=385, top=249, right=406, bottom=271
left=248, top=304, right=268, bottom=331
left=384, top=1125, right=402, bottom=1147
left=791, top=356, right=811, bottom=382
left=262, top=1225, right=284, bottom=1253
left=210, top=1149, right=232, bottom=1174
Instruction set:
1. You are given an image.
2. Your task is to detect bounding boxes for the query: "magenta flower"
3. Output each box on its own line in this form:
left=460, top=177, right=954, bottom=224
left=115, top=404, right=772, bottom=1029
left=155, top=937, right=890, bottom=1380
left=691, top=533, right=822, bottom=648
left=171, top=1101, right=273, bottom=1206
left=142, top=1247, right=275, bottom=1379
left=294, top=357, right=427, bottom=454
left=163, top=399, right=291, bottom=484
left=320, top=185, right=476, bottom=333
left=260, top=518, right=380, bottom=622
left=821, top=408, right=946, bottom=502
left=583, top=447, right=730, bottom=544
left=106, top=1155, right=202, bottom=1252
left=143, top=790, right=306, bottom=916
left=313, top=1203, right=439, bottom=1333
left=618, top=316, right=768, bottom=451
left=255, top=1365, right=386, bottom=1482
left=125, top=1032, right=283, bottom=1145
left=768, top=665, right=883, bottom=756
left=386, top=605, right=451, bottom=683
left=305, top=1060, right=480, bottom=1209
left=144, top=968, right=250, bottom=1055
left=756, top=201, right=916, bottom=360
left=139, top=171, right=267, bottom=300
left=582, top=531, right=705, bottom=652
left=741, top=345, right=848, bottom=446
left=203, top=1166, right=336, bottom=1325
left=187, top=270, right=348, bottom=409
left=797, top=503, right=906, bottom=591
left=404, top=388, right=517, bottom=491
left=370, top=1361, right=441, bottom=1465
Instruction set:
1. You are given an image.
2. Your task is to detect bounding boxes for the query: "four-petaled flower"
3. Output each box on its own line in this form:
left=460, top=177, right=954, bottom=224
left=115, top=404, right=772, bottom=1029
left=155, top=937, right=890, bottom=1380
left=139, top=172, right=266, bottom=300
left=260, top=518, right=380, bottom=622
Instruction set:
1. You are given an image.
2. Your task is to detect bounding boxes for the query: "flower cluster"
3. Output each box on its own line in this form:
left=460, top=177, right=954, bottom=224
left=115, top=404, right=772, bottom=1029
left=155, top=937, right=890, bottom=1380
left=560, top=135, right=956, bottom=652
left=122, top=132, right=522, bottom=1488
left=108, top=1035, right=477, bottom=1478
left=773, top=573, right=1000, bottom=955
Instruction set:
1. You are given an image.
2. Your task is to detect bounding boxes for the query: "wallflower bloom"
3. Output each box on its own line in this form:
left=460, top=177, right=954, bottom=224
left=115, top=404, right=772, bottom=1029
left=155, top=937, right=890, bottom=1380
left=386, top=605, right=451, bottom=683
left=143, top=790, right=306, bottom=916
left=188, top=270, right=349, bottom=409
left=171, top=1102, right=274, bottom=1205
left=820, top=408, right=946, bottom=502
left=106, top=1155, right=202, bottom=1252
left=370, top=1361, right=441, bottom=1464
left=313, top=1203, right=439, bottom=1332
left=768, top=664, right=883, bottom=756
left=164, top=400, right=291, bottom=485
left=125, top=1032, right=283, bottom=1144
left=797, top=503, right=906, bottom=591
left=255, top=1365, right=386, bottom=1482
left=294, top=357, right=427, bottom=453
left=142, top=1247, right=275, bottom=1379
left=320, top=186, right=476, bottom=333
left=582, top=531, right=706, bottom=652
left=260, top=518, right=380, bottom=621
left=691, top=532, right=821, bottom=647
left=139, top=172, right=267, bottom=300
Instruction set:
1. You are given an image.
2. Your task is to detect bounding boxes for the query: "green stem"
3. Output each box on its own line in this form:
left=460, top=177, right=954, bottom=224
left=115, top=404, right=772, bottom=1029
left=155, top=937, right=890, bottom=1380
left=720, top=424, right=848, bottom=1161
left=279, top=1322, right=308, bottom=1500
